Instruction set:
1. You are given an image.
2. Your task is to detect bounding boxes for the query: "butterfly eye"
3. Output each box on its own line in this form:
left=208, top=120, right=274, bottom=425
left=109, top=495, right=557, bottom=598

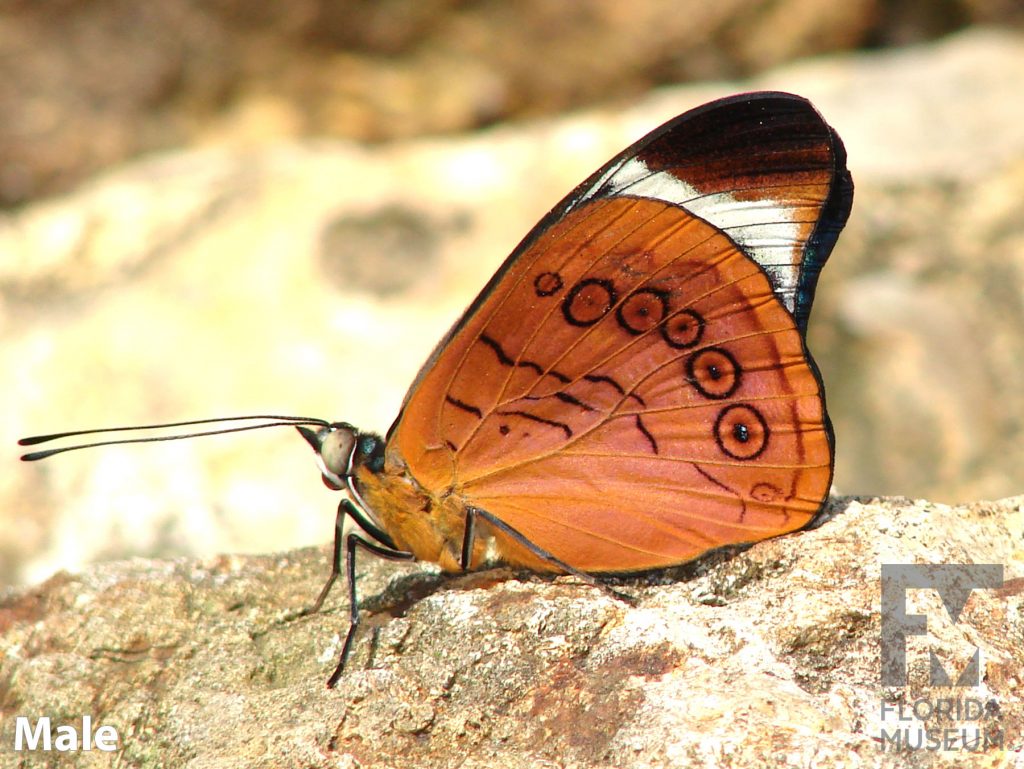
left=297, top=424, right=358, bottom=489
left=321, top=427, right=358, bottom=478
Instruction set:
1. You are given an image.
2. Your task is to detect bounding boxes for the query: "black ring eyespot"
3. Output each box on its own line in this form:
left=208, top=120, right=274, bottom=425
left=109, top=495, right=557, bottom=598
left=685, top=347, right=741, bottom=400
left=616, top=288, right=669, bottom=335
left=534, top=271, right=563, bottom=297
left=563, top=278, right=617, bottom=327
left=661, top=309, right=705, bottom=349
left=714, top=404, right=769, bottom=460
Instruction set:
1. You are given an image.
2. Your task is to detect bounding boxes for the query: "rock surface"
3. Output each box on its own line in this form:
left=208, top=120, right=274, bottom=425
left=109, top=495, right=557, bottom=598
left=1, top=495, right=1021, bottom=767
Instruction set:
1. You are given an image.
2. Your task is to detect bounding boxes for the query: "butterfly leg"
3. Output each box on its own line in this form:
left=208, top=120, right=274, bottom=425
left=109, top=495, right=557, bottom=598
left=301, top=498, right=397, bottom=616
left=462, top=506, right=636, bottom=606
left=300, top=498, right=354, bottom=615
left=304, top=499, right=349, bottom=616
left=326, top=531, right=414, bottom=688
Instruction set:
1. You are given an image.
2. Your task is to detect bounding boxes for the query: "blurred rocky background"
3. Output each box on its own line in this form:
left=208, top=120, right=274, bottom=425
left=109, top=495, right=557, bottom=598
left=3, top=1, right=1024, bottom=587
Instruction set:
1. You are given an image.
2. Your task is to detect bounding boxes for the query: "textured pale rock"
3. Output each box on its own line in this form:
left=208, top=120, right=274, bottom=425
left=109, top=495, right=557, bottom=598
left=0, top=495, right=1021, bottom=767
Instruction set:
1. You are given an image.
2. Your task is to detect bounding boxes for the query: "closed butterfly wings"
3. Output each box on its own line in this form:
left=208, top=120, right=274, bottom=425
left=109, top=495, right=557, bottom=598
left=390, top=92, right=853, bottom=573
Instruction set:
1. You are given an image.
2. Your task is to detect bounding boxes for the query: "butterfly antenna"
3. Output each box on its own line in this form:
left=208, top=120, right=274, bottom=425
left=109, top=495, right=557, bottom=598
left=18, top=415, right=330, bottom=461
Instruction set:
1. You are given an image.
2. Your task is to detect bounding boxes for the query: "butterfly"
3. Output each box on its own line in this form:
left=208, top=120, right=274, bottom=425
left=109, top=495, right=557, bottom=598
left=21, top=91, right=853, bottom=688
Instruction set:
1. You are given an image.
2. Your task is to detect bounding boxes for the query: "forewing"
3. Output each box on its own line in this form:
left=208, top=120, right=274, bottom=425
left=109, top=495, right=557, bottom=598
left=388, top=92, right=851, bottom=572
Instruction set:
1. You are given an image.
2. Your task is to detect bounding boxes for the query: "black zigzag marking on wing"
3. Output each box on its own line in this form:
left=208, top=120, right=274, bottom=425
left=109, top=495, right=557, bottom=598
left=479, top=333, right=649, bottom=414
left=498, top=410, right=573, bottom=439
left=693, top=464, right=747, bottom=520
left=583, top=373, right=646, bottom=407
left=445, top=395, right=482, bottom=419
left=480, top=334, right=569, bottom=383
left=634, top=414, right=658, bottom=454
left=522, top=390, right=596, bottom=413
left=555, top=392, right=595, bottom=412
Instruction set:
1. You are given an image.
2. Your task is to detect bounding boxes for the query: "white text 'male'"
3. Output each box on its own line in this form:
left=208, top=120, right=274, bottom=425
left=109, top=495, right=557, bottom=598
left=14, top=716, right=118, bottom=752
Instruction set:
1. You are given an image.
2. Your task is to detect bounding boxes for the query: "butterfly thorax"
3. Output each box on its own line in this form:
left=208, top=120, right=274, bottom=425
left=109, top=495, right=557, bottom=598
left=353, top=447, right=481, bottom=573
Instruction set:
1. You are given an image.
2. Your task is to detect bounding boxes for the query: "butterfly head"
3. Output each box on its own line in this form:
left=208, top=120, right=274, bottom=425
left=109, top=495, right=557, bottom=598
left=297, top=422, right=385, bottom=490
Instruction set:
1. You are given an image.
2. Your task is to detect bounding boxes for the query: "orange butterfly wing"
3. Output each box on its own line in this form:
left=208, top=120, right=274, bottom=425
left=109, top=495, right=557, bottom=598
left=388, top=92, right=852, bottom=572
